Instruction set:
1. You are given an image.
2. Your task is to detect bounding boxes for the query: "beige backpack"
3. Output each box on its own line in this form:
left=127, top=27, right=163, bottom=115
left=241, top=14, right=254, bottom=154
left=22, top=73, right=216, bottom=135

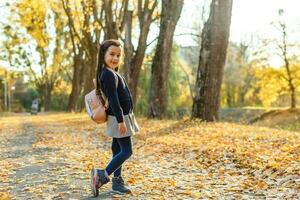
left=85, top=74, right=118, bottom=124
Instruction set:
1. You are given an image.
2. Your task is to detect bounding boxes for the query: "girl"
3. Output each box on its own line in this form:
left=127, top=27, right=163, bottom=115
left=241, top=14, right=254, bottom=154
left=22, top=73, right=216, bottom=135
left=91, top=39, right=139, bottom=197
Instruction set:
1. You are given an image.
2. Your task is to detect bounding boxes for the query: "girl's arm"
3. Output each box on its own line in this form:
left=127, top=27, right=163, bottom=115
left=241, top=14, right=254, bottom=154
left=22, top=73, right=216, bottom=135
left=103, top=71, right=124, bottom=123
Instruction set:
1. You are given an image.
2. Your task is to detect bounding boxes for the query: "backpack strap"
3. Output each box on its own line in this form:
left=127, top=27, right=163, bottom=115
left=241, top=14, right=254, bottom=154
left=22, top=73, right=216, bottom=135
left=105, top=67, right=119, bottom=88
left=93, top=68, right=119, bottom=109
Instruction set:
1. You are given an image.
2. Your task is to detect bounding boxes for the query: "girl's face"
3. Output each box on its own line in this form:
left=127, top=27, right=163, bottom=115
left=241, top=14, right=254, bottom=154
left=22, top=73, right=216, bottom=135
left=104, top=45, right=121, bottom=70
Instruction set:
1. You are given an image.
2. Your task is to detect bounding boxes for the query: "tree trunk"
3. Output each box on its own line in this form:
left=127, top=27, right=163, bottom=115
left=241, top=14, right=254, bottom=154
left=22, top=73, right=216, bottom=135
left=81, top=48, right=98, bottom=110
left=103, top=0, right=119, bottom=39
left=291, top=87, right=296, bottom=108
left=44, top=85, right=52, bottom=111
left=148, top=0, right=184, bottom=118
left=278, top=9, right=297, bottom=108
left=192, top=0, right=233, bottom=121
left=226, top=84, right=233, bottom=107
left=124, top=9, right=134, bottom=83
left=127, top=24, right=151, bottom=105
left=38, top=84, right=51, bottom=111
left=80, top=0, right=102, bottom=110
left=123, top=0, right=158, bottom=105
left=67, top=50, right=83, bottom=112
left=283, top=36, right=297, bottom=109
left=238, top=87, right=247, bottom=107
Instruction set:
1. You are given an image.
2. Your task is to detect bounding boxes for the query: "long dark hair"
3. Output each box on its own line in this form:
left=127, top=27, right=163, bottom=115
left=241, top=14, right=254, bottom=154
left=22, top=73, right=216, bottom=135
left=96, top=39, right=121, bottom=96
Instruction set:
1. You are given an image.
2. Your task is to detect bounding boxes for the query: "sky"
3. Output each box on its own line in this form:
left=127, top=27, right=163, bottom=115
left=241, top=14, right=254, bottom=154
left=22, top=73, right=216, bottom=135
left=1, top=0, right=300, bottom=68
left=175, top=0, right=300, bottom=66
left=176, top=0, right=300, bottom=44
left=230, top=0, right=300, bottom=43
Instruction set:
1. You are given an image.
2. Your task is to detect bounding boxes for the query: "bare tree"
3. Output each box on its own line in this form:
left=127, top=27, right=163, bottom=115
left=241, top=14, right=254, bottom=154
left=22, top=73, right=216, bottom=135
left=123, top=0, right=159, bottom=104
left=277, top=9, right=297, bottom=108
left=63, top=0, right=158, bottom=110
left=192, top=0, right=233, bottom=121
left=103, top=0, right=128, bottom=39
left=148, top=0, right=184, bottom=118
left=62, top=0, right=104, bottom=111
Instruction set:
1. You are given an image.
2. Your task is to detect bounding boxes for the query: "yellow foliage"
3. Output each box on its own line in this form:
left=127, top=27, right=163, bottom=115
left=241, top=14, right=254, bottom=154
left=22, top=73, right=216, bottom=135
left=16, top=0, right=49, bottom=48
left=52, top=79, right=71, bottom=95
left=255, top=67, right=286, bottom=107
left=0, top=67, right=7, bottom=77
left=0, top=114, right=299, bottom=198
left=175, top=83, right=192, bottom=107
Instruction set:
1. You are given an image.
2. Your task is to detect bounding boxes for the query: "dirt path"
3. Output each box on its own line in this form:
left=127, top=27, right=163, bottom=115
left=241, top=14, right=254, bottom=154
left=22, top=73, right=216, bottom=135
left=0, top=113, right=299, bottom=199
left=0, top=115, right=121, bottom=199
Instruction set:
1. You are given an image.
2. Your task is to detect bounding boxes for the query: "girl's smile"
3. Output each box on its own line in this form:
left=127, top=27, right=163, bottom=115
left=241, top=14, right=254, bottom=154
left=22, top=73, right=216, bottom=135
left=104, top=45, right=121, bottom=70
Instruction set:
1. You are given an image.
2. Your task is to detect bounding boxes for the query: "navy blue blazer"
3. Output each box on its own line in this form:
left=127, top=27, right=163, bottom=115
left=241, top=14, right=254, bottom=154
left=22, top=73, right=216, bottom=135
left=100, top=67, right=133, bottom=123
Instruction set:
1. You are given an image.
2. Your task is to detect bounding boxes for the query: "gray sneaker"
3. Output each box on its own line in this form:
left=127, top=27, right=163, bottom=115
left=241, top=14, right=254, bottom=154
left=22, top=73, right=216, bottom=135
left=112, top=176, right=131, bottom=194
left=91, top=168, right=110, bottom=197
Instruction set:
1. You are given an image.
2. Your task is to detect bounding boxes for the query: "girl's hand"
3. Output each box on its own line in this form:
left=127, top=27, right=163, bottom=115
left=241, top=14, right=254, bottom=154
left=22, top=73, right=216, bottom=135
left=118, top=122, right=127, bottom=135
left=93, top=78, right=97, bottom=88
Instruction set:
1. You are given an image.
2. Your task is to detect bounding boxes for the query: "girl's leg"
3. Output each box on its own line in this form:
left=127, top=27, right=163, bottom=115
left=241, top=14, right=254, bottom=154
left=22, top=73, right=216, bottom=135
left=111, top=138, right=122, bottom=177
left=105, top=136, right=132, bottom=176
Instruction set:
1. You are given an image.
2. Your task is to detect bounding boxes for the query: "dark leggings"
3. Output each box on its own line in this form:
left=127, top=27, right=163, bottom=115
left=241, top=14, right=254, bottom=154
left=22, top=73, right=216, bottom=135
left=105, top=136, right=132, bottom=177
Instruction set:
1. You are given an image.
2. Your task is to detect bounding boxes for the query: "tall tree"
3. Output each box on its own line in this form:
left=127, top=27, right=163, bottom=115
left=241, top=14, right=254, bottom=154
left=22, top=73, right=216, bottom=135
left=192, top=0, right=233, bottom=121
left=80, top=0, right=103, bottom=110
left=123, top=0, right=159, bottom=104
left=65, top=0, right=130, bottom=111
left=148, top=0, right=183, bottom=118
left=15, top=0, right=66, bottom=111
left=61, top=0, right=104, bottom=111
left=103, top=0, right=128, bottom=39
left=62, top=0, right=84, bottom=111
left=103, top=0, right=118, bottom=39
left=63, top=0, right=157, bottom=110
left=277, top=9, right=297, bottom=108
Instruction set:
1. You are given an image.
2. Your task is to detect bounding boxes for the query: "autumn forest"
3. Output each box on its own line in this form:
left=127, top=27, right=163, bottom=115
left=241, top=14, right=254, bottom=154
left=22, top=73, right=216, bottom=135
left=0, top=0, right=299, bottom=199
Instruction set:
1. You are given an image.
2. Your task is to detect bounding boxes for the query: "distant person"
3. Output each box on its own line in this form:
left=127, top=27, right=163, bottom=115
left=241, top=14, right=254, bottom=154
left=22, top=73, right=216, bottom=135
left=91, top=39, right=139, bottom=197
left=30, top=99, right=38, bottom=115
